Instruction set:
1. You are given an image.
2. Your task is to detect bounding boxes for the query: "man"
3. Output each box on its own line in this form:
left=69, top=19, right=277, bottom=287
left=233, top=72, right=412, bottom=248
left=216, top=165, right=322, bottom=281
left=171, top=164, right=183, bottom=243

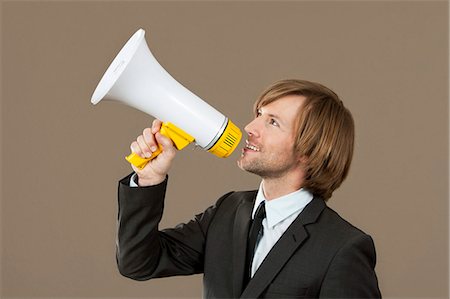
left=117, top=79, right=381, bottom=298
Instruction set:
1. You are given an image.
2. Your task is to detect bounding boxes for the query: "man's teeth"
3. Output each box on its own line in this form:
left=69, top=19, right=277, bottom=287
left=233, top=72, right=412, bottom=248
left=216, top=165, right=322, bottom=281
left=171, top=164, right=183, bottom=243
left=245, top=142, right=260, bottom=151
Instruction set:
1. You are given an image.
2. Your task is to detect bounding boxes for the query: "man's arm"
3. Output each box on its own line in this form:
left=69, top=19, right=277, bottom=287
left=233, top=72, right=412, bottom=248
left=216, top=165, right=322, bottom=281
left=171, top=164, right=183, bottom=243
left=117, top=119, right=202, bottom=280
left=319, top=234, right=381, bottom=298
left=117, top=173, right=232, bottom=280
left=116, top=174, right=167, bottom=280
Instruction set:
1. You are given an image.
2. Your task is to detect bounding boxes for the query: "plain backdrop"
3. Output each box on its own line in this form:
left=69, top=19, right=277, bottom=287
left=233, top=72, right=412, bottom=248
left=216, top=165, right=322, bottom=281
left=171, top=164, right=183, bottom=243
left=1, top=1, right=448, bottom=298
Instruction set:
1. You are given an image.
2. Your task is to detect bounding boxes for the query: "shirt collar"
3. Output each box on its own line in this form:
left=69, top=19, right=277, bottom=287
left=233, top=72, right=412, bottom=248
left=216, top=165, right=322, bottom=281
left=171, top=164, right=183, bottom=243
left=252, top=182, right=314, bottom=229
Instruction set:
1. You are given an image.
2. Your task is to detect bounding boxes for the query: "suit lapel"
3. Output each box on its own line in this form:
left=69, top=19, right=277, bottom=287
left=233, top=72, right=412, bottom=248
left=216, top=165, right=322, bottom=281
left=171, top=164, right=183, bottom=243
left=232, top=192, right=257, bottom=298
left=240, top=197, right=326, bottom=298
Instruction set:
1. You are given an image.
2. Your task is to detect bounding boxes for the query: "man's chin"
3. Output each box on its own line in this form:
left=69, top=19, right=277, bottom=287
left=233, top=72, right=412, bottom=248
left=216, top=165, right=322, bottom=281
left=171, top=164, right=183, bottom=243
left=237, top=160, right=260, bottom=176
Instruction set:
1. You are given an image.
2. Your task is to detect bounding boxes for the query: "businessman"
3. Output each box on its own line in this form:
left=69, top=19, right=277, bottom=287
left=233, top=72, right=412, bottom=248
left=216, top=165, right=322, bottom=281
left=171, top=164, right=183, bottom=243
left=116, top=79, right=381, bottom=298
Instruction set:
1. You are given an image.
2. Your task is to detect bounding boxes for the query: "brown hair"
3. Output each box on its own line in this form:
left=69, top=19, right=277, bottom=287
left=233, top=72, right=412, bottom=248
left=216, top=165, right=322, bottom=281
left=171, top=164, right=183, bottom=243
left=255, top=79, right=355, bottom=200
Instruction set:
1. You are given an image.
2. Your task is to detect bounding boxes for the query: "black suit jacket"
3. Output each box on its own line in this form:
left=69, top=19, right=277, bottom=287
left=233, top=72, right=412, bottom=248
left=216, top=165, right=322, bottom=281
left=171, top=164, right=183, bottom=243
left=117, top=174, right=381, bottom=298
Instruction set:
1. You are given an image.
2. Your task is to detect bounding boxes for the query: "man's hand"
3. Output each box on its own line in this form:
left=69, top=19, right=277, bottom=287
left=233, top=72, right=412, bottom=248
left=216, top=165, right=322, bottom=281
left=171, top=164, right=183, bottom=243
left=130, top=119, right=176, bottom=186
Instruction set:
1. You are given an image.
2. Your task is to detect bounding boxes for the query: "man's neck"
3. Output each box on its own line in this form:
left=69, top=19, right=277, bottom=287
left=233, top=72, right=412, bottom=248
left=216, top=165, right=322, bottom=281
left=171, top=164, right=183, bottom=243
left=261, top=175, right=304, bottom=200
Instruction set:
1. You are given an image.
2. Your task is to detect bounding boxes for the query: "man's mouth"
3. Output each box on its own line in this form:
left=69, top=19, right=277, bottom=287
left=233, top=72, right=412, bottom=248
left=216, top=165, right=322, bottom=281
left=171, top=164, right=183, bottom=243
left=245, top=140, right=260, bottom=152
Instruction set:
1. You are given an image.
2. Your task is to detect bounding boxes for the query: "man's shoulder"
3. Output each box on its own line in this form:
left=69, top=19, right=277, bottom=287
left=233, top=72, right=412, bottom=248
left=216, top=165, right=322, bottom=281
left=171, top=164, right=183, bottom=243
left=217, top=189, right=257, bottom=205
left=318, top=202, right=371, bottom=239
left=209, top=190, right=257, bottom=215
left=229, top=189, right=258, bottom=199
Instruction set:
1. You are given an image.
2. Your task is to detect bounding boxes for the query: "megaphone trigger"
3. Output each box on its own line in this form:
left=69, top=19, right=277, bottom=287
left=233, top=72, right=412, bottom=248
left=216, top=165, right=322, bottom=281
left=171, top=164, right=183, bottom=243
left=125, top=122, right=195, bottom=170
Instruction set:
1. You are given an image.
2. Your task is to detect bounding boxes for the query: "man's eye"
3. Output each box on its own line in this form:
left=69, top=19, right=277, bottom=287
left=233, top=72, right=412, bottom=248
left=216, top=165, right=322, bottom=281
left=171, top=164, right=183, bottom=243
left=256, top=110, right=262, bottom=117
left=269, top=119, right=279, bottom=127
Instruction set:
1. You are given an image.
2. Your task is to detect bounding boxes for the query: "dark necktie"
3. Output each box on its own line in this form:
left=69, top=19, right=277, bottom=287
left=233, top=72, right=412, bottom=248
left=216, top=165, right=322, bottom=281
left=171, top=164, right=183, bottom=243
left=245, top=201, right=266, bottom=283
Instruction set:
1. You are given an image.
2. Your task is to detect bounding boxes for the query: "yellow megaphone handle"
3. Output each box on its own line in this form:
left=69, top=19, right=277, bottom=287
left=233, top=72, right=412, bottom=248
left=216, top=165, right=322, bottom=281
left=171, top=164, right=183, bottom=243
left=125, top=122, right=194, bottom=170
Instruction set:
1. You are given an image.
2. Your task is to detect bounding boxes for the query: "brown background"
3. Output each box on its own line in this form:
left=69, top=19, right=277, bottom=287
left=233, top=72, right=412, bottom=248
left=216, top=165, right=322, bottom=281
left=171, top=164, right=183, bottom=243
left=1, top=1, right=448, bottom=298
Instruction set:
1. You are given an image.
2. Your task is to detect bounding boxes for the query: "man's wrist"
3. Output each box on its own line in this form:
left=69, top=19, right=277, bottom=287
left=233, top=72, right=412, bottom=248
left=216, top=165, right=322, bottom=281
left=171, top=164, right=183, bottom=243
left=136, top=174, right=166, bottom=187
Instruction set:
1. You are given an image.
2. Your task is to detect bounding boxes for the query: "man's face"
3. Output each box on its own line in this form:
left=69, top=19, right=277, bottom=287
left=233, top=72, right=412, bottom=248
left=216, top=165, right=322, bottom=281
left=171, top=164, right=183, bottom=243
left=237, top=95, right=306, bottom=179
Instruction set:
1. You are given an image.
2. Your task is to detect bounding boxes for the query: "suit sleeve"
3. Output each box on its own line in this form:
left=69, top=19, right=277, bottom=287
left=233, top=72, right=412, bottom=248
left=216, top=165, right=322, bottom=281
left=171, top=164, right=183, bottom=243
left=319, top=234, right=382, bottom=298
left=116, top=173, right=231, bottom=281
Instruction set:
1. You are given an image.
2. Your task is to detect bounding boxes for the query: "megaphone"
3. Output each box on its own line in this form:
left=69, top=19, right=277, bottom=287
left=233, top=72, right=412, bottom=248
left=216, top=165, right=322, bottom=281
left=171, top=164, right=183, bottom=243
left=91, top=29, right=242, bottom=169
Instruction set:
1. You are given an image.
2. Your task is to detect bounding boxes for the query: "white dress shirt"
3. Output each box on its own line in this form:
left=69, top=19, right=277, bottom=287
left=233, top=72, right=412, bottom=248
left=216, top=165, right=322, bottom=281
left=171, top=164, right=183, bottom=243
left=130, top=173, right=139, bottom=187
left=250, top=182, right=313, bottom=277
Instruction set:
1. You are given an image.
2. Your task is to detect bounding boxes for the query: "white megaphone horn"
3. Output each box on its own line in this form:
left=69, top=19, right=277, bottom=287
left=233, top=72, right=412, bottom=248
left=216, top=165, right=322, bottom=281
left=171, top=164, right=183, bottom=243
left=91, top=29, right=242, bottom=169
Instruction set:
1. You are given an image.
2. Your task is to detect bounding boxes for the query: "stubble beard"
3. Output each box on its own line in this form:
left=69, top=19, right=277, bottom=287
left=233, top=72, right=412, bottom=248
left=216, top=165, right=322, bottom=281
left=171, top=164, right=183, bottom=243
left=238, top=152, right=297, bottom=179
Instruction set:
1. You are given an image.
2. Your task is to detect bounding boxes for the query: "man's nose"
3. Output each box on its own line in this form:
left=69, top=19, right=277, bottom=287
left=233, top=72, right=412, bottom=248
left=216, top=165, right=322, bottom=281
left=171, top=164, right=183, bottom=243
left=244, top=118, right=260, bottom=137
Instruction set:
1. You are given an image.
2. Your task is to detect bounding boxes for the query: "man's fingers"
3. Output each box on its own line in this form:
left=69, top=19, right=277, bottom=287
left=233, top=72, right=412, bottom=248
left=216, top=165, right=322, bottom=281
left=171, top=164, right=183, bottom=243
left=143, top=128, right=158, bottom=152
left=152, top=119, right=162, bottom=134
left=130, top=141, right=143, bottom=156
left=129, top=124, right=177, bottom=184
left=137, top=135, right=153, bottom=158
left=130, top=125, right=165, bottom=160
